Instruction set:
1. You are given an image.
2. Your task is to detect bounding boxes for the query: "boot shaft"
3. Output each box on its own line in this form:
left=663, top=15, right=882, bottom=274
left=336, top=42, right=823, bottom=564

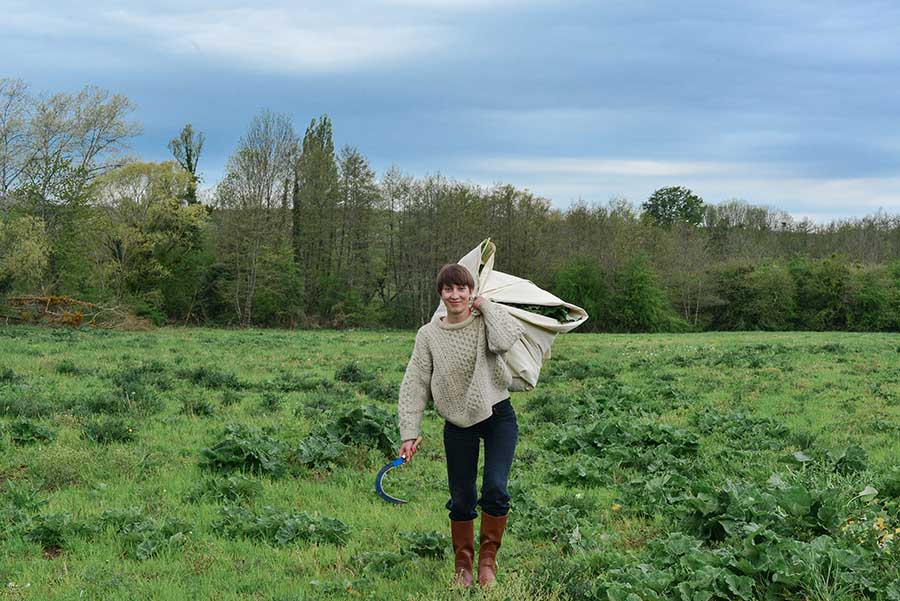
left=450, top=519, right=475, bottom=588
left=478, top=512, right=508, bottom=587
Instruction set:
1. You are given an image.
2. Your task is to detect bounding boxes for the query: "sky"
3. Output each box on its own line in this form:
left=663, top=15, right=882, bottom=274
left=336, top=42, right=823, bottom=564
left=3, top=0, right=900, bottom=222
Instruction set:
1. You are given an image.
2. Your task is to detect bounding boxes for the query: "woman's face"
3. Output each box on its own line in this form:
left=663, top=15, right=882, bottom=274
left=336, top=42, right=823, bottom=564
left=441, top=283, right=472, bottom=316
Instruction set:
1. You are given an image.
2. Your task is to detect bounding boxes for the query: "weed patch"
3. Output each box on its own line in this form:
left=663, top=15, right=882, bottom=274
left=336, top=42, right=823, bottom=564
left=178, top=365, right=243, bottom=390
left=0, top=367, right=21, bottom=384
left=215, top=505, right=349, bottom=546
left=296, top=404, right=398, bottom=467
left=200, top=424, right=288, bottom=477
left=55, top=360, right=83, bottom=375
left=258, top=391, right=283, bottom=413
left=398, top=530, right=449, bottom=558
left=181, top=396, right=216, bottom=417
left=187, top=474, right=262, bottom=505
left=81, top=417, right=137, bottom=444
left=7, top=418, right=55, bottom=445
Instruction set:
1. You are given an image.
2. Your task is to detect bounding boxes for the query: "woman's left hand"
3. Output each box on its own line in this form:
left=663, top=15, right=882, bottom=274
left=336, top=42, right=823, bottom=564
left=472, top=296, right=485, bottom=310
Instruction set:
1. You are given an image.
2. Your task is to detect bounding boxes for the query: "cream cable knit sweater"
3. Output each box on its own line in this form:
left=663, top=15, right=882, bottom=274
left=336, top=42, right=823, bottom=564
left=397, top=299, right=525, bottom=441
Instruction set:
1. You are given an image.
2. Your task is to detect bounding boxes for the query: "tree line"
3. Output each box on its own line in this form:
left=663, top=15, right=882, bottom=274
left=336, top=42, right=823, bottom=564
left=2, top=79, right=899, bottom=332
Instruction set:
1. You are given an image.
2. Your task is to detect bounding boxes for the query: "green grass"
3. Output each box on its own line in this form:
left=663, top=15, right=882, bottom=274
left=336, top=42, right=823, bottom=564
left=0, top=326, right=898, bottom=599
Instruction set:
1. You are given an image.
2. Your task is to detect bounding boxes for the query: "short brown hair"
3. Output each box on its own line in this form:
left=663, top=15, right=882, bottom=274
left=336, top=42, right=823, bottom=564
left=436, top=264, right=475, bottom=296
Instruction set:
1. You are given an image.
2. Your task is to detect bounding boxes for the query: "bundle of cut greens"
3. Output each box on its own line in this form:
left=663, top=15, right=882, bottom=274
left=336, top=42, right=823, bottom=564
left=495, top=302, right=579, bottom=324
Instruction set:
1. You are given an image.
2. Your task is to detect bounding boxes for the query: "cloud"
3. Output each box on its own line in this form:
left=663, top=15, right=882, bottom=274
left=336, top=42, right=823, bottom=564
left=381, top=0, right=528, bottom=8
left=462, top=154, right=900, bottom=222
left=103, top=6, right=447, bottom=73
left=473, top=156, right=747, bottom=177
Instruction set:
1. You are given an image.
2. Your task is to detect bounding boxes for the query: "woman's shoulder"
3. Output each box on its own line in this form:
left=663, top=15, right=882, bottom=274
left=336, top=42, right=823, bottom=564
left=416, top=321, right=437, bottom=340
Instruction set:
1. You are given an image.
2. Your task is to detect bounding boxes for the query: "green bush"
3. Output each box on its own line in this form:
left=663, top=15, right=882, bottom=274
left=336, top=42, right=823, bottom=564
left=846, top=264, right=899, bottom=331
left=552, top=256, right=610, bottom=333
left=609, top=255, right=681, bottom=332
left=711, top=261, right=797, bottom=330
left=789, top=256, right=851, bottom=330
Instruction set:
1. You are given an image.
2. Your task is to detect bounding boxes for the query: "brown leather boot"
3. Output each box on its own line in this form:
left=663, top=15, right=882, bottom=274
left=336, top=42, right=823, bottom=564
left=477, top=512, right=508, bottom=587
left=450, top=519, right=475, bottom=588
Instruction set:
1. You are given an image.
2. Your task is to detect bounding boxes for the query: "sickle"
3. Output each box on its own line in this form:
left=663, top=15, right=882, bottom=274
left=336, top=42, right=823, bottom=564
left=375, top=436, right=422, bottom=504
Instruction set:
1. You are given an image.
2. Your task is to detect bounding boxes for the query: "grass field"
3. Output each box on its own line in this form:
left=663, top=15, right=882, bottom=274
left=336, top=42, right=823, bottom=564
left=1, top=326, right=899, bottom=600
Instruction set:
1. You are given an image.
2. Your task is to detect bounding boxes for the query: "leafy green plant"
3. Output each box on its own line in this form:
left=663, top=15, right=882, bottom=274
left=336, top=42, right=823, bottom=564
left=220, top=389, right=241, bottom=406
left=0, top=387, right=55, bottom=418
left=397, top=530, right=449, bottom=558
left=548, top=455, right=610, bottom=487
left=291, top=403, right=400, bottom=469
left=269, top=372, right=333, bottom=393
left=8, top=418, right=55, bottom=444
left=215, top=505, right=349, bottom=546
left=180, top=396, right=216, bottom=417
left=334, top=361, right=373, bottom=383
left=87, top=379, right=163, bottom=416
left=200, top=424, right=288, bottom=477
left=55, top=360, right=82, bottom=375
left=829, top=444, right=868, bottom=474
left=353, top=551, right=418, bottom=577
left=258, top=391, right=283, bottom=413
left=109, top=361, right=172, bottom=392
left=94, top=508, right=191, bottom=560
left=0, top=480, right=47, bottom=537
left=690, top=409, right=792, bottom=451
left=508, top=483, right=585, bottom=552
left=121, top=517, right=192, bottom=560
left=358, top=378, right=398, bottom=403
left=0, top=367, right=21, bottom=384
left=25, top=513, right=95, bottom=551
left=178, top=365, right=242, bottom=390
left=187, top=474, right=262, bottom=504
left=81, top=417, right=137, bottom=444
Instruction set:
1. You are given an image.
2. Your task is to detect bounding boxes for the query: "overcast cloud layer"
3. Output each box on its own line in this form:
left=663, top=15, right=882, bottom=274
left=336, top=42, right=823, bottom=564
left=3, top=0, right=900, bottom=221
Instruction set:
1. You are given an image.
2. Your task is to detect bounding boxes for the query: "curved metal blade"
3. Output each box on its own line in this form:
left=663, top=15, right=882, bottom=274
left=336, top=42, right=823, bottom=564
left=375, top=457, right=408, bottom=504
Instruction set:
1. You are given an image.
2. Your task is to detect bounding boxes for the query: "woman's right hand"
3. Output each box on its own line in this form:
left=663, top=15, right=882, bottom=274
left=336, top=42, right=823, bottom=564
left=399, top=438, right=420, bottom=462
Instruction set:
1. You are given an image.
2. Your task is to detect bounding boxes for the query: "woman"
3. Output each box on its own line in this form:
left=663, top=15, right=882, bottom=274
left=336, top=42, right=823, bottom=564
left=397, top=263, right=525, bottom=588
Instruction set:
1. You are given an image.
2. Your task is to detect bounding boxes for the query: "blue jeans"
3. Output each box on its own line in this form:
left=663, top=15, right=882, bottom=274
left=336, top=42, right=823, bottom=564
left=443, top=398, right=518, bottom=521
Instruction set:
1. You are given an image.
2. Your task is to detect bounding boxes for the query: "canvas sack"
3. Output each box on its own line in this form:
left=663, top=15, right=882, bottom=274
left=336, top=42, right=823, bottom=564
left=432, top=239, right=589, bottom=391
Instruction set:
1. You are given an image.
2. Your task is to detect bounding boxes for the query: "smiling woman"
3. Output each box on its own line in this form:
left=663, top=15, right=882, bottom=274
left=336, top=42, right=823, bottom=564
left=397, top=262, right=525, bottom=588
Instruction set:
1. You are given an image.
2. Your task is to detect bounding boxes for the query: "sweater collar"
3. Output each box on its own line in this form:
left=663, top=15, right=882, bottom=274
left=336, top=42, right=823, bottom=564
left=435, top=309, right=480, bottom=330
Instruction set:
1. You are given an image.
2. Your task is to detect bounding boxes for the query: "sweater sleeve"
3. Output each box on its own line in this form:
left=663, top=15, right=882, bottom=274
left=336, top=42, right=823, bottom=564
left=478, top=299, right=525, bottom=354
left=398, top=330, right=433, bottom=441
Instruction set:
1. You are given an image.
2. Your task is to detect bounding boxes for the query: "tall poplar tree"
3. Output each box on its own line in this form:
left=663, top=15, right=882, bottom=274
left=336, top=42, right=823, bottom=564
left=292, top=115, right=339, bottom=317
left=168, top=123, right=205, bottom=205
